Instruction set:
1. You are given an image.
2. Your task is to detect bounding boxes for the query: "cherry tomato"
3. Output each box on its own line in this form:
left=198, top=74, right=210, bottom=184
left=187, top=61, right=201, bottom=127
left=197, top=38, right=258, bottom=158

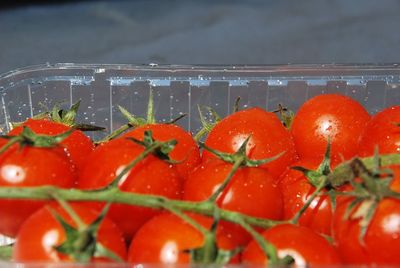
left=202, top=107, right=297, bottom=179
left=279, top=159, right=334, bottom=235
left=13, top=203, right=127, bottom=262
left=242, top=224, right=341, bottom=265
left=291, top=94, right=370, bottom=164
left=127, top=213, right=239, bottom=264
left=121, top=123, right=200, bottom=179
left=358, top=105, right=400, bottom=156
left=9, top=119, right=94, bottom=171
left=183, top=159, right=283, bottom=246
left=332, top=165, right=400, bottom=265
left=0, top=139, right=76, bottom=237
left=78, top=138, right=183, bottom=240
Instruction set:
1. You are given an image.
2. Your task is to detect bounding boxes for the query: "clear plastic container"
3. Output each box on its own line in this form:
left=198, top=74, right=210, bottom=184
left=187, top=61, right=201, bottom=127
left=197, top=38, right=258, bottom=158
left=0, top=63, right=399, bottom=266
left=0, top=63, right=399, bottom=139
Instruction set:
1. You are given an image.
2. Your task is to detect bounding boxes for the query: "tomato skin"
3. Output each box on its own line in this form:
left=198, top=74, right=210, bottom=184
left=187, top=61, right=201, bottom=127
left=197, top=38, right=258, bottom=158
left=183, top=159, right=283, bottom=246
left=0, top=141, right=76, bottom=237
left=13, top=203, right=127, bottom=262
left=202, top=107, right=297, bottom=179
left=332, top=166, right=400, bottom=265
left=121, top=124, right=201, bottom=179
left=242, top=224, right=341, bottom=265
left=279, top=159, right=334, bottom=235
left=78, top=138, right=183, bottom=240
left=9, top=119, right=94, bottom=171
left=127, top=213, right=239, bottom=264
left=291, top=94, right=370, bottom=164
left=358, top=105, right=400, bottom=156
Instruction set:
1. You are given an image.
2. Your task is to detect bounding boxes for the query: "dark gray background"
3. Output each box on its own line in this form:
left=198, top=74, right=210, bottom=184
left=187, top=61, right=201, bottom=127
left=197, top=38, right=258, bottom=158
left=1, top=0, right=400, bottom=74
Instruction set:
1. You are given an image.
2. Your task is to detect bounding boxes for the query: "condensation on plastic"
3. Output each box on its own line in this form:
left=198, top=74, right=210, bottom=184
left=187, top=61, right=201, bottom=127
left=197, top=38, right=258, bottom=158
left=0, top=63, right=399, bottom=266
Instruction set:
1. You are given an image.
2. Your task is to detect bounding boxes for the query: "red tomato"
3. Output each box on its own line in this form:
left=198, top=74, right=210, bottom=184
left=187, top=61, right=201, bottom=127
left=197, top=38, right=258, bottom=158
left=121, top=123, right=200, bottom=179
left=358, top=105, right=400, bottom=156
left=0, top=139, right=76, bottom=237
left=202, top=107, right=297, bottom=179
left=291, top=94, right=370, bottom=164
left=242, top=224, right=341, bottom=265
left=9, top=119, right=94, bottom=171
left=13, top=203, right=127, bottom=262
left=78, top=138, right=183, bottom=240
left=332, top=165, right=400, bottom=265
left=183, top=159, right=283, bottom=246
left=127, top=213, right=239, bottom=264
left=279, top=159, right=334, bottom=235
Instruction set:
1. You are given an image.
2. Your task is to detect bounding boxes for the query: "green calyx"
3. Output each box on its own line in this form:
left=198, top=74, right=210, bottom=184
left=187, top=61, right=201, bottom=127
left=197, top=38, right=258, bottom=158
left=49, top=198, right=123, bottom=263
left=188, top=230, right=241, bottom=265
left=191, top=210, right=239, bottom=265
left=293, top=143, right=400, bottom=244
left=118, top=87, right=186, bottom=127
left=50, top=100, right=105, bottom=131
left=339, top=150, right=400, bottom=244
left=194, top=105, right=221, bottom=142
left=50, top=100, right=80, bottom=127
left=272, top=104, right=295, bottom=129
left=0, top=126, right=73, bottom=155
left=290, top=141, right=339, bottom=224
left=327, top=153, right=400, bottom=187
left=127, top=130, right=178, bottom=164
left=154, top=197, right=240, bottom=265
left=96, top=88, right=186, bottom=144
left=107, top=130, right=178, bottom=188
left=167, top=206, right=240, bottom=265
left=200, top=136, right=283, bottom=204
left=12, top=101, right=105, bottom=132
left=200, top=136, right=284, bottom=168
left=291, top=141, right=333, bottom=188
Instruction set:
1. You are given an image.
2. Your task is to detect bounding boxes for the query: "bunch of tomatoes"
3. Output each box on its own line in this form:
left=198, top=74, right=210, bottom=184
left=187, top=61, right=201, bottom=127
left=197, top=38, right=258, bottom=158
left=0, top=93, right=399, bottom=266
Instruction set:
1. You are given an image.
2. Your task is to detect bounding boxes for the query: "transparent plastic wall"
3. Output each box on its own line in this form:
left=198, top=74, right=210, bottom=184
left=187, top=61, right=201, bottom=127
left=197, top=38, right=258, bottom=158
left=0, top=64, right=399, bottom=141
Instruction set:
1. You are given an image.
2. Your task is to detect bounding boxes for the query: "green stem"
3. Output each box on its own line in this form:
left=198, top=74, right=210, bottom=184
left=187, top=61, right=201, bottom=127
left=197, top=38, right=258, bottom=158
left=207, top=156, right=244, bottom=202
left=108, top=141, right=161, bottom=187
left=233, top=97, right=241, bottom=113
left=236, top=217, right=283, bottom=265
left=0, top=244, right=13, bottom=261
left=386, top=190, right=400, bottom=199
left=161, top=201, right=209, bottom=235
left=0, top=136, right=21, bottom=155
left=291, top=177, right=328, bottom=224
left=194, top=105, right=219, bottom=142
left=95, top=123, right=133, bottom=144
left=52, top=193, right=86, bottom=229
left=328, top=153, right=400, bottom=187
left=147, top=88, right=156, bottom=124
left=194, top=127, right=210, bottom=142
left=167, top=114, right=187, bottom=125
left=355, top=154, right=397, bottom=173
left=0, top=186, right=281, bottom=229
